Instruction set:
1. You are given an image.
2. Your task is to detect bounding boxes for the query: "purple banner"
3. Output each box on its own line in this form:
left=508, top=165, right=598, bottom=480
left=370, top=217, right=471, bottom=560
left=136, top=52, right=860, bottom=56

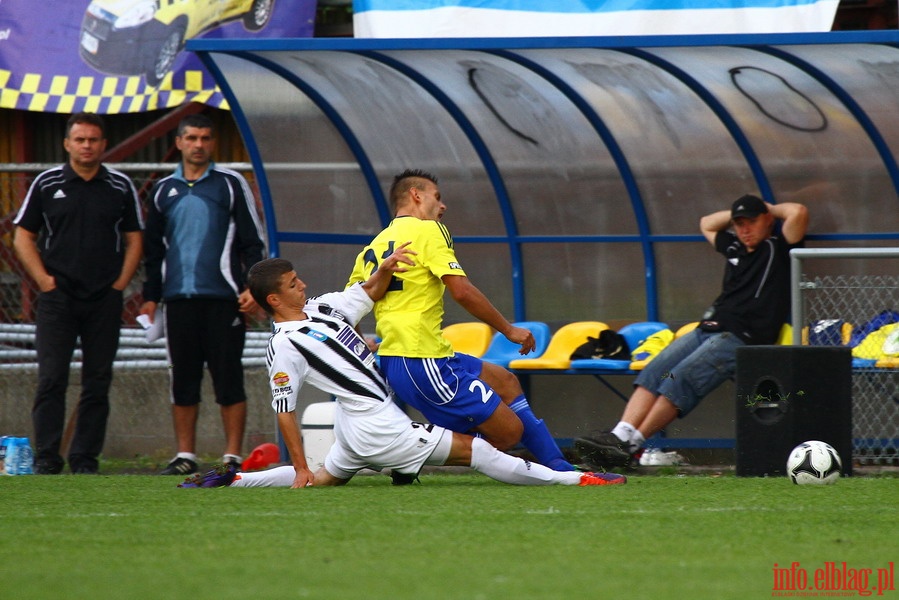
left=0, top=0, right=316, bottom=113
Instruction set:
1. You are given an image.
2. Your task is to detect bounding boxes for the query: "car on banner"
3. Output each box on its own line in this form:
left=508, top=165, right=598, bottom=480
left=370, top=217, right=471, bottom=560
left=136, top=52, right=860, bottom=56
left=79, top=0, right=275, bottom=87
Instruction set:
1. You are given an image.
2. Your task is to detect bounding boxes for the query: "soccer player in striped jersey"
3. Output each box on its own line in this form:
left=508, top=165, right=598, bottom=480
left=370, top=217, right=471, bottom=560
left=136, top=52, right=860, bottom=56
left=345, top=169, right=575, bottom=473
left=179, top=253, right=625, bottom=488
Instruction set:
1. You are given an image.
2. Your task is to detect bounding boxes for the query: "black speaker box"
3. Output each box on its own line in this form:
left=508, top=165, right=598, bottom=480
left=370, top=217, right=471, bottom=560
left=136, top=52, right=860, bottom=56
left=735, top=346, right=852, bottom=477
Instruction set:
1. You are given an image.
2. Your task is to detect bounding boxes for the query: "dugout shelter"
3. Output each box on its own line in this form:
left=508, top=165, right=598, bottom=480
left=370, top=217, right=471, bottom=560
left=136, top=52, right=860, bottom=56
left=188, top=31, right=899, bottom=452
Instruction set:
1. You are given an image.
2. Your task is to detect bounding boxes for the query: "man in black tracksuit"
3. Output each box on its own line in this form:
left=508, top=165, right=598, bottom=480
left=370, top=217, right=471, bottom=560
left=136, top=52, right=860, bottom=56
left=13, top=112, right=144, bottom=474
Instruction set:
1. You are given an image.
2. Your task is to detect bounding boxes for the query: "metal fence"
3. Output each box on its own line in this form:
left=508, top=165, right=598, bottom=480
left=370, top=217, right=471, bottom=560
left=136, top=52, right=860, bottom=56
left=0, top=165, right=282, bottom=460
left=791, top=248, right=899, bottom=465
left=0, top=163, right=260, bottom=325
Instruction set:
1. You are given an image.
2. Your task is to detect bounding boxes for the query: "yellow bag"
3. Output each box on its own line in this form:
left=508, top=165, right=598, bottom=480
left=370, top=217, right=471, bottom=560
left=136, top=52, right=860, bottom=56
left=851, top=322, right=899, bottom=360
left=629, top=329, right=674, bottom=371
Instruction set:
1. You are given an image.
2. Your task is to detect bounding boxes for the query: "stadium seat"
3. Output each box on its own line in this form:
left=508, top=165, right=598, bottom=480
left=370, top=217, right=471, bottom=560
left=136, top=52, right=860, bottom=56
left=628, top=327, right=675, bottom=371
left=674, top=321, right=699, bottom=338
left=442, top=322, right=493, bottom=357
left=480, top=321, right=551, bottom=368
left=619, top=321, right=670, bottom=352
left=776, top=323, right=793, bottom=345
left=569, top=321, right=669, bottom=371
left=509, top=321, right=608, bottom=370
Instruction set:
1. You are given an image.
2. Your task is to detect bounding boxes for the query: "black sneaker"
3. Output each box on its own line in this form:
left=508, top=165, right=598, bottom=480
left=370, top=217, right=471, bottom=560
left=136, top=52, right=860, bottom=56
left=574, top=432, right=636, bottom=470
left=34, top=459, right=64, bottom=475
left=71, top=465, right=99, bottom=475
left=390, top=470, right=420, bottom=486
left=69, top=454, right=99, bottom=474
left=224, top=457, right=242, bottom=471
left=160, top=457, right=198, bottom=475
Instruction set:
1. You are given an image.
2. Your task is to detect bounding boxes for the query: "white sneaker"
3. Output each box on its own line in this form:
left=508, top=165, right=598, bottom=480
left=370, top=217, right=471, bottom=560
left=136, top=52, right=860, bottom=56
left=638, top=448, right=658, bottom=466
left=639, top=449, right=686, bottom=466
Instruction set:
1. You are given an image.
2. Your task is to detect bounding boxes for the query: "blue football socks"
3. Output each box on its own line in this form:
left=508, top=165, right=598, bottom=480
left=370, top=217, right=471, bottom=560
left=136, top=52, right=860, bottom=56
left=509, top=396, right=575, bottom=471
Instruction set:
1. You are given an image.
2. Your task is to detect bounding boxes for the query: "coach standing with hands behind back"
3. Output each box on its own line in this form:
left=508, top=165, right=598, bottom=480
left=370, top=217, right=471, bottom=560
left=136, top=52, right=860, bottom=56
left=13, top=112, right=144, bottom=475
left=139, top=113, right=265, bottom=476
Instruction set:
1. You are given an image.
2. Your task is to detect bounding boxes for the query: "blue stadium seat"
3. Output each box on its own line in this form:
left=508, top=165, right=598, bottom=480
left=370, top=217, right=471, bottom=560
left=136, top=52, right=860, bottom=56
left=481, top=321, right=551, bottom=368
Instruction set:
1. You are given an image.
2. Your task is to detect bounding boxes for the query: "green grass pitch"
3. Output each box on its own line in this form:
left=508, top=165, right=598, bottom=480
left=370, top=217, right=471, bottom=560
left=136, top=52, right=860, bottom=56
left=2, top=471, right=895, bottom=599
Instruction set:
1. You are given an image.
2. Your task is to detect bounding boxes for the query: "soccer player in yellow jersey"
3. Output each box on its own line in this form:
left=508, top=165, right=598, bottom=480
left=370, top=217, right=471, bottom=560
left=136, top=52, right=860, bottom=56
left=348, top=169, right=575, bottom=472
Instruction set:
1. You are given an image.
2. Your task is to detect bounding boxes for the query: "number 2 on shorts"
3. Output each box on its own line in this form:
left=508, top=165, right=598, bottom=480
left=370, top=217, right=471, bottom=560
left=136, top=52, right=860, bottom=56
left=469, top=380, right=494, bottom=404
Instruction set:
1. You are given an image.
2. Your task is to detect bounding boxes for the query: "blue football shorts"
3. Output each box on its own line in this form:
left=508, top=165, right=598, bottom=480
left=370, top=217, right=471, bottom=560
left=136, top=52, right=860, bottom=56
left=379, top=353, right=502, bottom=434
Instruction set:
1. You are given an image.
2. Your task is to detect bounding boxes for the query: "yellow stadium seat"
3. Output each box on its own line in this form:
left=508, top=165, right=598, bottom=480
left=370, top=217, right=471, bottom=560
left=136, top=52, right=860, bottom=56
left=509, top=321, right=608, bottom=370
left=776, top=323, right=793, bottom=345
left=442, top=322, right=494, bottom=357
left=674, top=321, right=699, bottom=338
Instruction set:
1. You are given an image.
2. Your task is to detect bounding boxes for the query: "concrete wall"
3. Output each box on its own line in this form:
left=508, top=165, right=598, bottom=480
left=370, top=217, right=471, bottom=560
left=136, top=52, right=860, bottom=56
left=0, top=367, right=331, bottom=461
left=0, top=365, right=734, bottom=460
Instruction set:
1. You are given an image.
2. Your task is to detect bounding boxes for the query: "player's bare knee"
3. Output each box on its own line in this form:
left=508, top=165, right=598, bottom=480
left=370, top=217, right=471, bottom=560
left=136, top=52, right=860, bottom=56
left=480, top=363, right=522, bottom=400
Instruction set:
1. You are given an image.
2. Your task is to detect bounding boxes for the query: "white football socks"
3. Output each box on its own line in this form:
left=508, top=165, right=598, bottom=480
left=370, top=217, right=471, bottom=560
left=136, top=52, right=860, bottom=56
left=230, top=465, right=296, bottom=487
left=469, top=437, right=581, bottom=486
left=611, top=421, right=644, bottom=454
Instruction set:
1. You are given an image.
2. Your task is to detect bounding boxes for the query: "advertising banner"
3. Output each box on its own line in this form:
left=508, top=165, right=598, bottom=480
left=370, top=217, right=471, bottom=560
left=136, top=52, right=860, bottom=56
left=353, top=0, right=839, bottom=38
left=0, top=0, right=316, bottom=114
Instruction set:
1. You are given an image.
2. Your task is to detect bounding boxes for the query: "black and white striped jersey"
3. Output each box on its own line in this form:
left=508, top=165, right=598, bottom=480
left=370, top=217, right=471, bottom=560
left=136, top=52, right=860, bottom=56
left=266, top=284, right=390, bottom=414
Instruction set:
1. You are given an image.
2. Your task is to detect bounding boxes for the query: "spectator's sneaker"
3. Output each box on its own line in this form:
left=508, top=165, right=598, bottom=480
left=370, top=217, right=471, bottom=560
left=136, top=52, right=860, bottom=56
left=390, top=470, right=420, bottom=486
left=160, top=457, right=198, bottom=476
left=639, top=449, right=687, bottom=466
left=34, top=459, right=64, bottom=475
left=178, top=464, right=238, bottom=488
left=574, top=432, right=636, bottom=470
left=71, top=466, right=99, bottom=475
left=578, top=471, right=628, bottom=486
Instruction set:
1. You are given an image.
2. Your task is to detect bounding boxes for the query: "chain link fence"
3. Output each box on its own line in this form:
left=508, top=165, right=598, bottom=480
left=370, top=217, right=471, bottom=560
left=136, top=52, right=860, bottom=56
left=0, top=167, right=285, bottom=462
left=793, top=248, right=899, bottom=465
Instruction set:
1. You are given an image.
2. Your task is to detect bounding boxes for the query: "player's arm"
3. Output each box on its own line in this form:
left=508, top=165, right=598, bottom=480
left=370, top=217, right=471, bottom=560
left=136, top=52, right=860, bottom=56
left=443, top=275, right=536, bottom=354
left=360, top=241, right=416, bottom=301
left=13, top=226, right=56, bottom=293
left=699, top=210, right=732, bottom=245
left=768, top=202, right=809, bottom=244
left=268, top=337, right=315, bottom=488
left=276, top=411, right=315, bottom=488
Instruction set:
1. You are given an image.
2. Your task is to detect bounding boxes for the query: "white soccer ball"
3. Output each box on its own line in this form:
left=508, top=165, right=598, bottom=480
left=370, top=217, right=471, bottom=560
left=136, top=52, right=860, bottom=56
left=786, top=440, right=842, bottom=485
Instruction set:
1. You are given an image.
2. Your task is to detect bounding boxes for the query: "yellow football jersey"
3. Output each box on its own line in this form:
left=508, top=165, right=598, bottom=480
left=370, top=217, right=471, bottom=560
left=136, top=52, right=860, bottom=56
left=348, top=216, right=466, bottom=358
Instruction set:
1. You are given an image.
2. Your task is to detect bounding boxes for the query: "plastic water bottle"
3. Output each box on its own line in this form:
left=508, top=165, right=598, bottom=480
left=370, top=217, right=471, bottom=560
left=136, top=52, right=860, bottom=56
left=2, top=438, right=34, bottom=475
left=0, top=436, right=9, bottom=474
left=15, top=438, right=34, bottom=475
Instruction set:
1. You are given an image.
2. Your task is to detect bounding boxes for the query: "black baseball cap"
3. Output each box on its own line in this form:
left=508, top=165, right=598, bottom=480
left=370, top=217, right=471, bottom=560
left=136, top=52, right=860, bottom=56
left=731, top=195, right=768, bottom=219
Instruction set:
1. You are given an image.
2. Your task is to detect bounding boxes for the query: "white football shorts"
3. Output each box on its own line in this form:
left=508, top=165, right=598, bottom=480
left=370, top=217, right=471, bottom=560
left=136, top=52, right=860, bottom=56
left=324, top=400, right=453, bottom=480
